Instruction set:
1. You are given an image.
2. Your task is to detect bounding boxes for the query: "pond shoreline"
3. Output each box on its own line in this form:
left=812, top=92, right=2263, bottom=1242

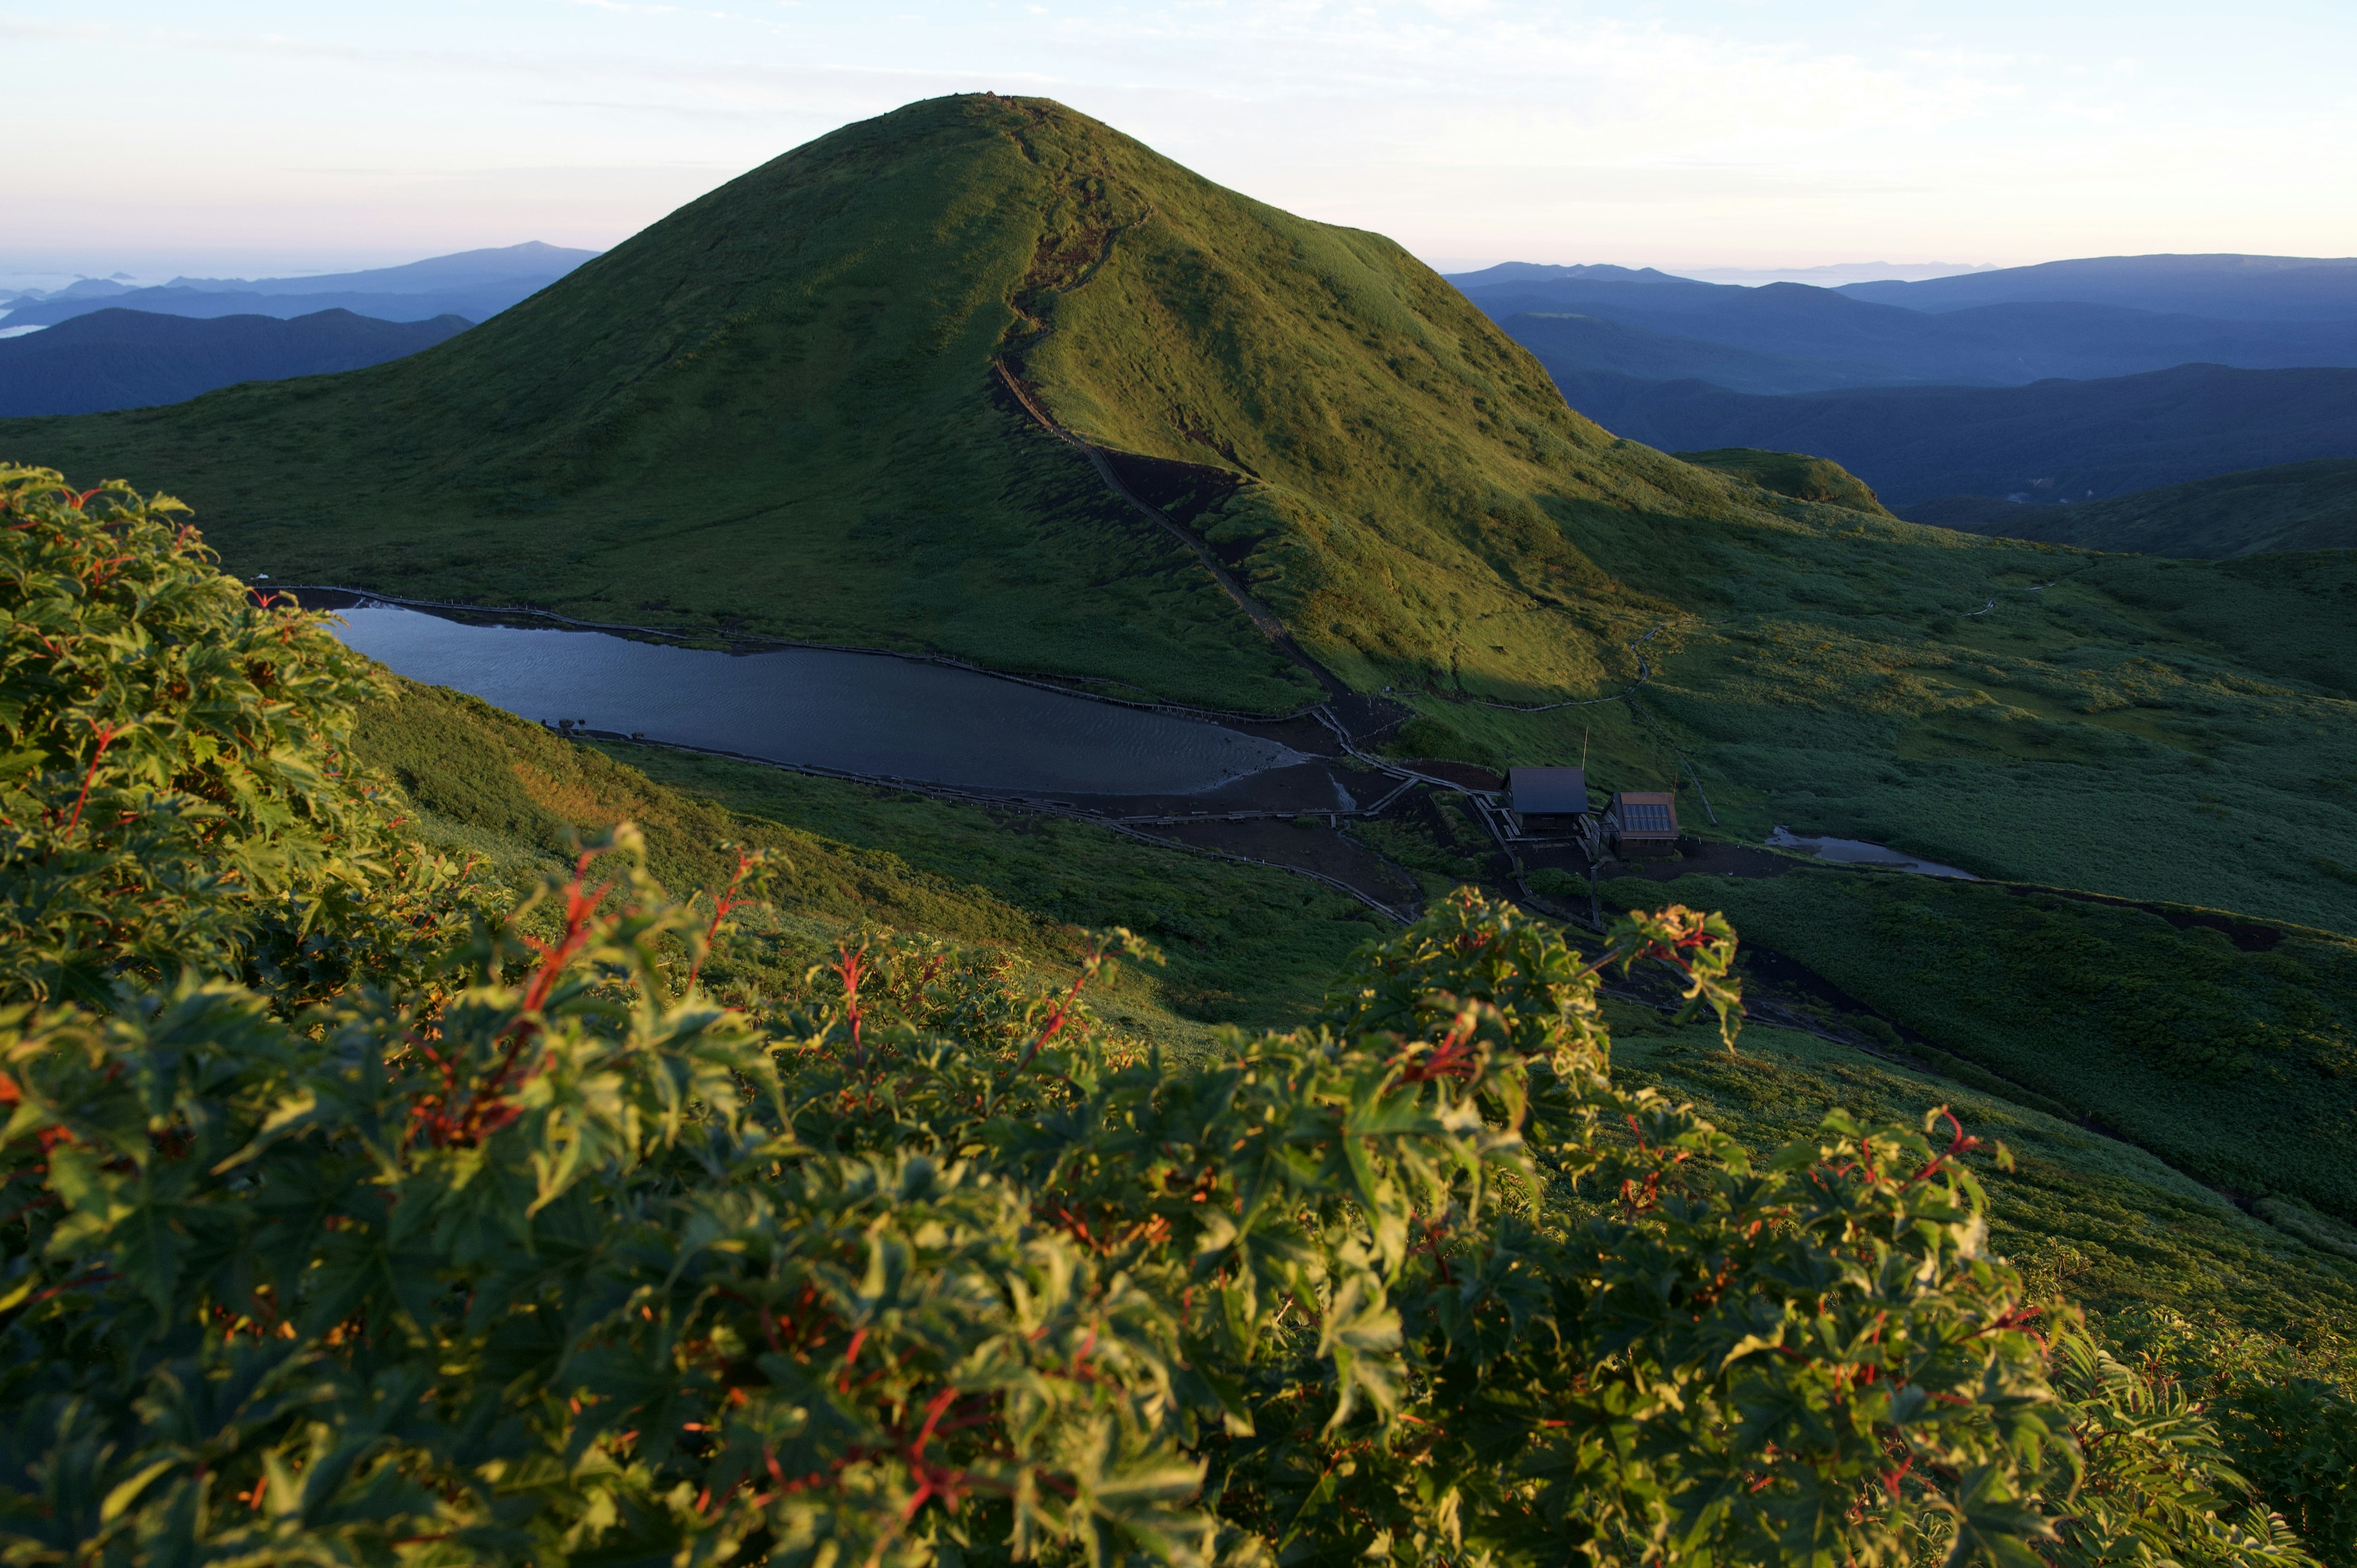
left=277, top=583, right=1350, bottom=733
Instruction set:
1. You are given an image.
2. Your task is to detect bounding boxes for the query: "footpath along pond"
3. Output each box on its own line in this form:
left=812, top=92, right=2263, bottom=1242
left=325, top=601, right=1326, bottom=800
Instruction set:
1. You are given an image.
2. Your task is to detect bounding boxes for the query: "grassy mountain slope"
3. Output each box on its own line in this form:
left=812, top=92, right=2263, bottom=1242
left=1925, top=458, right=2357, bottom=558
left=2, top=99, right=1323, bottom=710
left=1613, top=1009, right=2357, bottom=1371
left=0, top=94, right=2000, bottom=711
left=6, top=95, right=2355, bottom=930
left=1611, top=866, right=2357, bottom=1220
left=1671, top=448, right=1892, bottom=514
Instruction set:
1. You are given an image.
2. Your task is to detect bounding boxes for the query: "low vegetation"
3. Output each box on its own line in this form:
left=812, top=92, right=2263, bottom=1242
left=1610, top=1011, right=2357, bottom=1559
left=1932, top=458, right=2357, bottom=559
left=12, top=474, right=2357, bottom=1563
left=1603, top=867, right=2357, bottom=1222
left=1671, top=447, right=1894, bottom=514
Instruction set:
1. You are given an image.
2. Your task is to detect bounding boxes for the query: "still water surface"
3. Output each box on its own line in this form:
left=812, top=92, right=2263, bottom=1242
left=330, top=604, right=1307, bottom=797
left=1767, top=827, right=1976, bottom=880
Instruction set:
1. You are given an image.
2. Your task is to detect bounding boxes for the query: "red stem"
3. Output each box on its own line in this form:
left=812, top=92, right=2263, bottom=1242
left=59, top=720, right=122, bottom=838
left=1011, top=965, right=1093, bottom=1077
left=686, top=848, right=756, bottom=992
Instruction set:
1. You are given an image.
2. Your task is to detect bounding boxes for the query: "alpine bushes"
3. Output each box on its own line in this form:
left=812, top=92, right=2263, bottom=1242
left=0, top=469, right=2329, bottom=1564
left=0, top=467, right=474, bottom=1010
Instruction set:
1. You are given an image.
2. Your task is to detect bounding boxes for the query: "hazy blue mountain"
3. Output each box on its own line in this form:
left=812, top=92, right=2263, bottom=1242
left=1447, top=261, right=1711, bottom=291
left=162, top=241, right=599, bottom=296
left=1552, top=362, right=2357, bottom=506
left=0, top=242, right=598, bottom=328
left=2, top=288, right=522, bottom=328
left=1840, top=253, right=2357, bottom=321
left=0, top=308, right=471, bottom=416
left=46, top=278, right=141, bottom=301
left=1447, top=269, right=1738, bottom=319
left=1499, top=312, right=1879, bottom=395
left=1683, top=261, right=1993, bottom=285
left=1477, top=279, right=2357, bottom=387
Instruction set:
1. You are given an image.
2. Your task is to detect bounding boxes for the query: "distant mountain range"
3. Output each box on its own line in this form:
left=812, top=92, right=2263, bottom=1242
left=0, top=275, right=138, bottom=309
left=1453, top=252, right=2357, bottom=324
left=0, top=242, right=598, bottom=328
left=1450, top=252, right=2357, bottom=555
left=0, top=309, right=471, bottom=417
left=1450, top=268, right=2357, bottom=391
left=1547, top=361, right=2357, bottom=508
left=1838, top=253, right=2357, bottom=321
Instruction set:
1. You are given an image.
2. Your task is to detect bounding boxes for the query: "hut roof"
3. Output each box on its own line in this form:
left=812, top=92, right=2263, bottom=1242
left=1611, top=791, right=1679, bottom=838
left=1509, top=767, right=1591, bottom=816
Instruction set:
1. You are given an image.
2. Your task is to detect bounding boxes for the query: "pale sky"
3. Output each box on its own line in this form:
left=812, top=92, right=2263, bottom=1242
left=6, top=1, right=2351, bottom=286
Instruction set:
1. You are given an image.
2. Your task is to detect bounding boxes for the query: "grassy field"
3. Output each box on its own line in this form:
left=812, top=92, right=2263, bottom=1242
left=1669, top=447, right=1894, bottom=514
left=1422, top=536, right=2357, bottom=934
left=1942, top=458, right=2357, bottom=558
left=355, top=679, right=1390, bottom=1044
left=1611, top=1009, right=2357, bottom=1358
left=1603, top=864, right=2357, bottom=1222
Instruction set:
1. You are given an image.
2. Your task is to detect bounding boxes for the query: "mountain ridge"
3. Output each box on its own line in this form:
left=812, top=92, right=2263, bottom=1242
left=161, top=241, right=598, bottom=295
left=0, top=307, right=470, bottom=417
left=0, top=242, right=598, bottom=330
left=1840, top=252, right=2357, bottom=319
left=1465, top=280, right=2357, bottom=388
left=1546, top=361, right=2357, bottom=505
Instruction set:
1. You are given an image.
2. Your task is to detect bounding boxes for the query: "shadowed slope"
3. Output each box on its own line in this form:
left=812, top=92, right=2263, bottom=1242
left=1928, top=458, right=2357, bottom=558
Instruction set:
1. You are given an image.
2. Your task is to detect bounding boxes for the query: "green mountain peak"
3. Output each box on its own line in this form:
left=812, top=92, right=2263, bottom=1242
left=2, top=93, right=1794, bottom=710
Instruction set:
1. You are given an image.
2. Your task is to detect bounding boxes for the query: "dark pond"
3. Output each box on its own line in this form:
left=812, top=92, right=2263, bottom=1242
left=327, top=603, right=1320, bottom=799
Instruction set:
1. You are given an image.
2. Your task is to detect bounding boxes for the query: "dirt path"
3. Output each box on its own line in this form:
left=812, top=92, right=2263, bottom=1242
left=991, top=360, right=1349, bottom=701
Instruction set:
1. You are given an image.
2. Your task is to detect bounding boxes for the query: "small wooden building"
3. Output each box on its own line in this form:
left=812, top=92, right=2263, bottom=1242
left=1603, top=790, right=1679, bottom=848
left=1507, top=767, right=1593, bottom=836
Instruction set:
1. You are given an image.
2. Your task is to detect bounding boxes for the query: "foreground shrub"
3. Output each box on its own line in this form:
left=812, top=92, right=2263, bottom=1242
left=0, top=855, right=2321, bottom=1564
left=0, top=472, right=2323, bottom=1564
left=0, top=467, right=473, bottom=1007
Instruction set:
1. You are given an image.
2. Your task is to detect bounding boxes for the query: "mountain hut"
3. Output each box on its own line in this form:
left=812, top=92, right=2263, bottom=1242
left=1506, top=767, right=1593, bottom=836
left=1603, top=790, right=1679, bottom=850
